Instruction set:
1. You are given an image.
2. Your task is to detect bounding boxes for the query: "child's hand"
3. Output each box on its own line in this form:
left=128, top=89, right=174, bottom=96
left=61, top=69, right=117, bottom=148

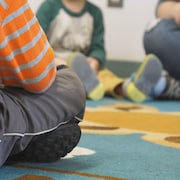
left=54, top=57, right=67, bottom=66
left=87, top=57, right=100, bottom=74
left=174, top=4, right=180, bottom=26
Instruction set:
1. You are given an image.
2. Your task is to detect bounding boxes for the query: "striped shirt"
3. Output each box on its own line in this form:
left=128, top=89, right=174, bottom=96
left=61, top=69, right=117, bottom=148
left=0, top=0, right=56, bottom=93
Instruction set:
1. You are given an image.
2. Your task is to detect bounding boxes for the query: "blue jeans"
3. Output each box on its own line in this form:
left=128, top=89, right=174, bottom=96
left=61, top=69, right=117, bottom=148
left=144, top=19, right=180, bottom=80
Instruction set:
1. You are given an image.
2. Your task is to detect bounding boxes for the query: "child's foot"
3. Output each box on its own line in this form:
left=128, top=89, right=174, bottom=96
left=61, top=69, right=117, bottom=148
left=156, top=73, right=180, bottom=100
left=67, top=53, right=105, bottom=101
left=8, top=121, right=81, bottom=163
left=123, top=54, right=163, bottom=102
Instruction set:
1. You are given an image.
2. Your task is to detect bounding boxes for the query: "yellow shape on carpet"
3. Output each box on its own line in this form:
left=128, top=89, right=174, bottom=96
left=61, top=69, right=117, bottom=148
left=82, top=103, right=180, bottom=149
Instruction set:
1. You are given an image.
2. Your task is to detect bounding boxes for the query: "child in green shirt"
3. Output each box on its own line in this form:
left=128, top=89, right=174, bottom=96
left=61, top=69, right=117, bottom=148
left=36, top=0, right=124, bottom=101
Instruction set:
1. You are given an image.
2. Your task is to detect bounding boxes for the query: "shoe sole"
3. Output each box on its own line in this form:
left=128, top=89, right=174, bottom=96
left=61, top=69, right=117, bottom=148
left=68, top=53, right=100, bottom=93
left=9, top=123, right=81, bottom=163
left=68, top=53, right=105, bottom=100
left=134, top=54, right=163, bottom=95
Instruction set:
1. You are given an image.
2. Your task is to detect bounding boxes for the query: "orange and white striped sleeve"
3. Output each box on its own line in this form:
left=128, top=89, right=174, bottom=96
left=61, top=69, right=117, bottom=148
left=0, top=0, right=56, bottom=93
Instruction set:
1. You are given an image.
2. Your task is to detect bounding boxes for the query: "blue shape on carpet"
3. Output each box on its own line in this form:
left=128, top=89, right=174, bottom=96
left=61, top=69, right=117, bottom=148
left=12, top=133, right=180, bottom=180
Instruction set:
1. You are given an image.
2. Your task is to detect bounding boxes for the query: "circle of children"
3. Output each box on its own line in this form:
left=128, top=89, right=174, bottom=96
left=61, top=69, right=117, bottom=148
left=0, top=0, right=179, bottom=166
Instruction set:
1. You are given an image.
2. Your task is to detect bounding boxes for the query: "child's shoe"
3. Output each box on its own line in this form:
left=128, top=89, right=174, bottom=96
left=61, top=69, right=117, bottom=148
left=123, top=54, right=163, bottom=102
left=8, top=121, right=81, bottom=162
left=67, top=53, right=105, bottom=101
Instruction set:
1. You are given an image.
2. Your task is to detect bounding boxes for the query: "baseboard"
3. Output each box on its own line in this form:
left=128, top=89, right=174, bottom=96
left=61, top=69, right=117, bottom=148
left=106, top=60, right=140, bottom=78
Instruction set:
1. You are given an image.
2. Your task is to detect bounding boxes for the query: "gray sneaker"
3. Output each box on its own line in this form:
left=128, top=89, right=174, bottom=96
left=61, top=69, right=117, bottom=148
left=123, top=54, right=163, bottom=102
left=67, top=53, right=105, bottom=100
left=8, top=121, right=81, bottom=163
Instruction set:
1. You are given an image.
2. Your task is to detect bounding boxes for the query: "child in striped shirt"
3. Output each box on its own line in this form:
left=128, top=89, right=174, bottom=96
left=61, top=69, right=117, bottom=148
left=0, top=0, right=85, bottom=166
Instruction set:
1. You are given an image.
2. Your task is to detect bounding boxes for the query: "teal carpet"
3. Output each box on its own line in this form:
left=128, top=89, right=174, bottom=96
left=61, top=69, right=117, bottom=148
left=1, top=97, right=180, bottom=180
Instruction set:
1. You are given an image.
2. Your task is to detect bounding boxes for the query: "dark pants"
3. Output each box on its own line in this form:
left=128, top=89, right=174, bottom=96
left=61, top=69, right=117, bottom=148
left=144, top=19, right=180, bottom=80
left=0, top=66, right=86, bottom=166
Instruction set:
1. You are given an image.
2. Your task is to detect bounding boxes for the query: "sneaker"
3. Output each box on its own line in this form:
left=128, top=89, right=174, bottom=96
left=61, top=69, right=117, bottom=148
left=8, top=122, right=81, bottom=163
left=123, top=54, right=163, bottom=102
left=67, top=53, right=105, bottom=101
left=156, top=74, right=180, bottom=100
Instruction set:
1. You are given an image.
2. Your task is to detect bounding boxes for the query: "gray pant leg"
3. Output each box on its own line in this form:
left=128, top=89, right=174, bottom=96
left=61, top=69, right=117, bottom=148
left=0, top=67, right=86, bottom=166
left=144, top=19, right=180, bottom=80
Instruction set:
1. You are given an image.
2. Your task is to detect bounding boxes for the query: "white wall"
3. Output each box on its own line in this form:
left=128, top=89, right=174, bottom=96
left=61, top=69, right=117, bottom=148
left=28, top=0, right=44, bottom=12
left=28, top=0, right=158, bottom=62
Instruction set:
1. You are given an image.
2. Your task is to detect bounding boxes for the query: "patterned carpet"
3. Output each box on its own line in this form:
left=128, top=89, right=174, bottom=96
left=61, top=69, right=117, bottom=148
left=1, top=97, right=180, bottom=180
